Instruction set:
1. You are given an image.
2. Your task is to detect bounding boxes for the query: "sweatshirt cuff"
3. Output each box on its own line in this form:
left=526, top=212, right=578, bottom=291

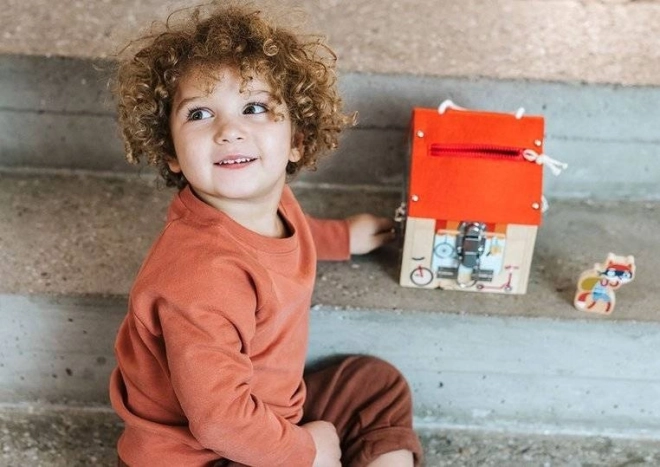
left=279, top=424, right=316, bottom=466
left=306, top=217, right=351, bottom=261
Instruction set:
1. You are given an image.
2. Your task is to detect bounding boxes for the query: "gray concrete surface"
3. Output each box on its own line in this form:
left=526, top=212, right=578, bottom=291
left=3, top=406, right=660, bottom=466
left=3, top=54, right=660, bottom=199
left=4, top=293, right=660, bottom=439
left=3, top=1, right=660, bottom=464
left=1, top=172, right=657, bottom=321
left=1, top=171, right=660, bottom=441
left=2, top=0, right=660, bottom=86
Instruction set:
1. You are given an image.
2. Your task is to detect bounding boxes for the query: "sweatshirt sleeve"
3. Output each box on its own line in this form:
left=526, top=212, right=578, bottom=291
left=156, top=265, right=316, bottom=466
left=305, top=216, right=351, bottom=261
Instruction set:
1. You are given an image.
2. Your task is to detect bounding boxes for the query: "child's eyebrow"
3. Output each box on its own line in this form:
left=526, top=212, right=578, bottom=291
left=173, top=96, right=204, bottom=114
left=246, top=89, right=273, bottom=98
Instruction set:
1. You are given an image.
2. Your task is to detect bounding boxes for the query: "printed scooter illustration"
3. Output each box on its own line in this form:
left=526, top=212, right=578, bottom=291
left=476, top=265, right=519, bottom=292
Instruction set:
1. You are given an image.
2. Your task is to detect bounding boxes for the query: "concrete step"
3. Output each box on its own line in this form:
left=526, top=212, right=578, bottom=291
left=1, top=171, right=657, bottom=319
left=3, top=406, right=660, bottom=467
left=1, top=171, right=660, bottom=441
left=3, top=0, right=660, bottom=86
left=3, top=0, right=660, bottom=462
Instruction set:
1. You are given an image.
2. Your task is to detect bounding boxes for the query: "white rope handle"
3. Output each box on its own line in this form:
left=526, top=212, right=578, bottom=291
left=437, top=100, right=466, bottom=113
left=523, top=149, right=568, bottom=176
left=438, top=99, right=525, bottom=119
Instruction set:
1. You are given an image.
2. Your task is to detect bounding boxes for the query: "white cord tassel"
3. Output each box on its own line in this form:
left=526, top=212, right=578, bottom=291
left=541, top=195, right=550, bottom=213
left=523, top=149, right=568, bottom=176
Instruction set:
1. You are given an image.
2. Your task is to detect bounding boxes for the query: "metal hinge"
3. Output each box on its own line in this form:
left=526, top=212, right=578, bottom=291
left=394, top=202, right=407, bottom=223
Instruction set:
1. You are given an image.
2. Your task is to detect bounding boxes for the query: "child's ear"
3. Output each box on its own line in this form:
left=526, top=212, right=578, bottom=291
left=167, top=157, right=182, bottom=173
left=289, top=133, right=304, bottom=163
left=289, top=147, right=302, bottom=163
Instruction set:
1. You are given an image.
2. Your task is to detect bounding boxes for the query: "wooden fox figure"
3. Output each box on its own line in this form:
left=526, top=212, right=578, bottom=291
left=574, top=253, right=635, bottom=314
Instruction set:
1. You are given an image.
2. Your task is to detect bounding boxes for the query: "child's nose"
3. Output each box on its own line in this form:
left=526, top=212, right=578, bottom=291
left=214, top=118, right=245, bottom=143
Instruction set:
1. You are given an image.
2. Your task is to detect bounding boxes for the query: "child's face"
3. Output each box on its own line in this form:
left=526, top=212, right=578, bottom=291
left=168, top=65, right=301, bottom=210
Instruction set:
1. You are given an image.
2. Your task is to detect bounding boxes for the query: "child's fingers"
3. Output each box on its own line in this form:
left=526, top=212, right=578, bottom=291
left=347, top=214, right=397, bottom=254
left=372, top=228, right=397, bottom=247
left=372, top=216, right=396, bottom=234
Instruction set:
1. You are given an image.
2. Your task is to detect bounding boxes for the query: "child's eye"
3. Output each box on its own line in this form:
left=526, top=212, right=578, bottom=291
left=186, top=108, right=212, bottom=121
left=243, top=102, right=268, bottom=115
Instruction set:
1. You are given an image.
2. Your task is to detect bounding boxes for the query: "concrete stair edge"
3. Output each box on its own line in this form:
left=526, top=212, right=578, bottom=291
left=3, top=294, right=660, bottom=440
left=4, top=403, right=660, bottom=467
left=2, top=54, right=660, bottom=200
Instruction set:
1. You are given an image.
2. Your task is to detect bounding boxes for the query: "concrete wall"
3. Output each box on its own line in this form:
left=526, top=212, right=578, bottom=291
left=1, top=54, right=659, bottom=199
left=2, top=1, right=660, bottom=197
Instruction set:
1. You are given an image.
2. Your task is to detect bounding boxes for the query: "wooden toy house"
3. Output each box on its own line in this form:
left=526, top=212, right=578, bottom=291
left=399, top=105, right=546, bottom=294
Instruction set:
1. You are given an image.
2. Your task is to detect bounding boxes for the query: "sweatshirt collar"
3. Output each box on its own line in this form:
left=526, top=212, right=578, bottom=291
left=171, top=185, right=299, bottom=255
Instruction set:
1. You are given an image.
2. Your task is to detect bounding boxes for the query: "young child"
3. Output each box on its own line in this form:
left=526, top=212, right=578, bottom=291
left=109, top=3, right=423, bottom=466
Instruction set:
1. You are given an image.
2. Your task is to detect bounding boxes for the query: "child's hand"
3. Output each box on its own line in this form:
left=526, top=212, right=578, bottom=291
left=347, top=214, right=396, bottom=255
left=302, top=421, right=341, bottom=467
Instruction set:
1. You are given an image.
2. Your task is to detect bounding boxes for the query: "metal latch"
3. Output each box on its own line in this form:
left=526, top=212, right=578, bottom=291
left=455, top=221, right=487, bottom=287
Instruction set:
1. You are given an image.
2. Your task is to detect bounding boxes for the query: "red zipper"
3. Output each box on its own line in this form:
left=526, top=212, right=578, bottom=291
left=429, top=144, right=523, bottom=160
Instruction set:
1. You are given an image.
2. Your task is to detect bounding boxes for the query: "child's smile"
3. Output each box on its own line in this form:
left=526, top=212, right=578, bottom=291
left=168, top=65, right=301, bottom=218
left=214, top=156, right=257, bottom=168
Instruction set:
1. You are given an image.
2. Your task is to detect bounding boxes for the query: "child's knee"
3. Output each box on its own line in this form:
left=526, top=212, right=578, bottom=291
left=346, top=355, right=410, bottom=395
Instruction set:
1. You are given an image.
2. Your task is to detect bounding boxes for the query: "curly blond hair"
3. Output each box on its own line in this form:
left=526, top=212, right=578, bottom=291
left=114, top=2, right=354, bottom=188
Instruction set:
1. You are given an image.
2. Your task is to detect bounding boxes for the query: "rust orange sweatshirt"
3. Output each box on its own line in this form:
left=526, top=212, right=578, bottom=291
left=109, top=185, right=350, bottom=466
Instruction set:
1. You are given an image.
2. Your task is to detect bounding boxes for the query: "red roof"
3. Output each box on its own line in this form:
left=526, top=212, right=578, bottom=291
left=407, top=107, right=545, bottom=226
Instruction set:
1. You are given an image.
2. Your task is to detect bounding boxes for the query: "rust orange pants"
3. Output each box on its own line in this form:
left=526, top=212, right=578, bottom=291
left=300, top=355, right=423, bottom=466
left=119, top=355, right=423, bottom=466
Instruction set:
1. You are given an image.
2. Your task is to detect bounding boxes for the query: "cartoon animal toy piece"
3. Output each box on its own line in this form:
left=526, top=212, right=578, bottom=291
left=573, top=253, right=635, bottom=314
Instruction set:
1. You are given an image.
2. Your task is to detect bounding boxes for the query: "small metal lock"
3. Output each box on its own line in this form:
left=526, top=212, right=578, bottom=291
left=455, top=221, right=487, bottom=287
